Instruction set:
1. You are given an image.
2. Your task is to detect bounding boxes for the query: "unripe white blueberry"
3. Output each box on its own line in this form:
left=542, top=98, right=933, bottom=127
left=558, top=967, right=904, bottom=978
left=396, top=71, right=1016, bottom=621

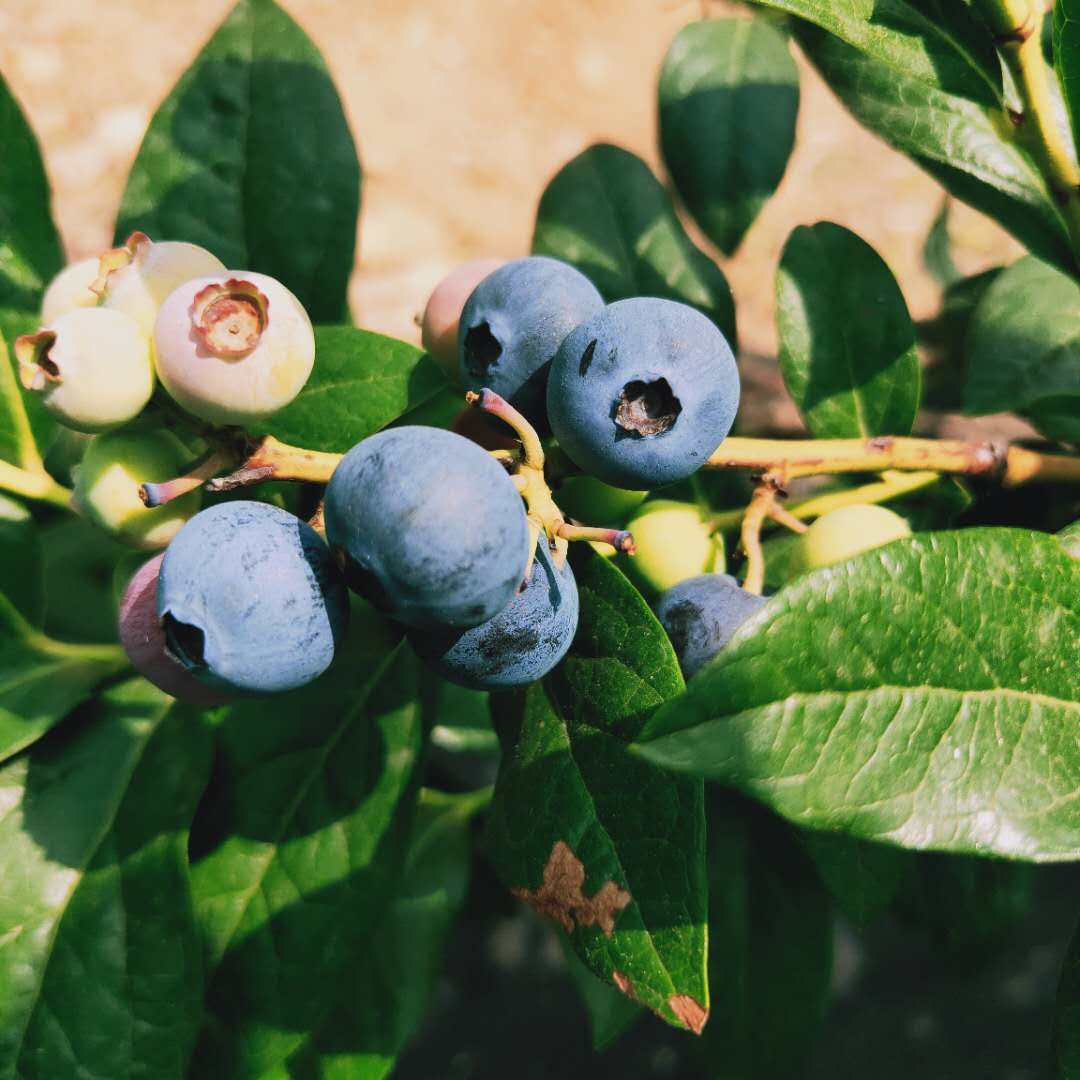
left=41, top=257, right=100, bottom=323
left=16, top=308, right=153, bottom=433
left=95, top=232, right=226, bottom=336
left=421, top=258, right=505, bottom=380
left=153, top=272, right=315, bottom=426
left=75, top=427, right=201, bottom=549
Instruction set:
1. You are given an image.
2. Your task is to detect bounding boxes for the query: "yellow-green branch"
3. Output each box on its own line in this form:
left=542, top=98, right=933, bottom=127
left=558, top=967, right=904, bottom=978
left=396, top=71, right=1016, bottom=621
left=0, top=459, right=73, bottom=509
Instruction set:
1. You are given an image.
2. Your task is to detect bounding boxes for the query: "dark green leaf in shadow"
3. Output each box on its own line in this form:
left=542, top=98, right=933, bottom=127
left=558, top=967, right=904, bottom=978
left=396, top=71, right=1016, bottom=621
left=116, top=0, right=360, bottom=322
left=532, top=143, right=736, bottom=346
left=777, top=221, right=921, bottom=437
left=189, top=610, right=426, bottom=1078
left=659, top=17, right=799, bottom=255
left=1057, top=913, right=1080, bottom=1077
left=0, top=679, right=213, bottom=1077
left=964, top=256, right=1080, bottom=443
left=0, top=493, right=43, bottom=625
left=637, top=530, right=1080, bottom=861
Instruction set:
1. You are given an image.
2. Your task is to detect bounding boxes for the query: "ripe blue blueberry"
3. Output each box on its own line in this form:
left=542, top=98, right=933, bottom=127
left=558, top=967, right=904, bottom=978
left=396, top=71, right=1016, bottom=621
left=157, top=501, right=348, bottom=694
left=324, top=426, right=530, bottom=629
left=656, top=573, right=764, bottom=679
left=547, top=298, right=740, bottom=489
left=458, top=256, right=603, bottom=423
left=408, top=538, right=578, bottom=689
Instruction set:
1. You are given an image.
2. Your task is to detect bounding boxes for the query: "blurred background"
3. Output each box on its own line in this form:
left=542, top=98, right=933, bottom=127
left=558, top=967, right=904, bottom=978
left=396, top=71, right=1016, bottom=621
left=0, top=0, right=1022, bottom=361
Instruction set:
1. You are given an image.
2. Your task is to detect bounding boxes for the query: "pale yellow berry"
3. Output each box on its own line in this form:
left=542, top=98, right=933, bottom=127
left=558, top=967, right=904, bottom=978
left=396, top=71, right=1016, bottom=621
left=625, top=499, right=725, bottom=593
left=41, top=258, right=100, bottom=322
left=799, top=504, right=912, bottom=570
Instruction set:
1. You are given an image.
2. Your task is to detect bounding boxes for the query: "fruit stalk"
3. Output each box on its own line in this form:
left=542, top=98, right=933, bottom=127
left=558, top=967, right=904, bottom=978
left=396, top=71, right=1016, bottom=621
left=0, top=458, right=73, bottom=509
left=739, top=482, right=777, bottom=596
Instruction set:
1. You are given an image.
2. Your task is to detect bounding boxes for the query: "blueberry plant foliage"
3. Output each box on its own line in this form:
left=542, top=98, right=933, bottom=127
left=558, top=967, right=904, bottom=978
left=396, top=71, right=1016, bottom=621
left=0, top=0, right=1078, bottom=1076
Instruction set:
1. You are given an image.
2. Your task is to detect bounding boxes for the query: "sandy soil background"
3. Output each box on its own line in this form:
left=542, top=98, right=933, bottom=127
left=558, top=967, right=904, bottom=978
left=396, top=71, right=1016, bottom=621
left=0, top=0, right=1023, bottom=361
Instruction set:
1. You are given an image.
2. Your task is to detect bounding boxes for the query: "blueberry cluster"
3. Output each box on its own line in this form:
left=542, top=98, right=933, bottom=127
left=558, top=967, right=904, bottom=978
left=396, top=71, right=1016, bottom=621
left=29, top=241, right=761, bottom=705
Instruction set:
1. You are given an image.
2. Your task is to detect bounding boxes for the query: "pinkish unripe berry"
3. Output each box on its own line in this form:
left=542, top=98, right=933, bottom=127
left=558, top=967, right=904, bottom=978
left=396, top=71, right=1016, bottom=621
left=153, top=272, right=315, bottom=426
left=421, top=258, right=505, bottom=380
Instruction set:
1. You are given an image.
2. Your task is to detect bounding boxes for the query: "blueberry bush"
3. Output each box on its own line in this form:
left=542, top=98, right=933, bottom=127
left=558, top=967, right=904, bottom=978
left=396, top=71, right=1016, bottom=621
left=1, top=0, right=1079, bottom=1075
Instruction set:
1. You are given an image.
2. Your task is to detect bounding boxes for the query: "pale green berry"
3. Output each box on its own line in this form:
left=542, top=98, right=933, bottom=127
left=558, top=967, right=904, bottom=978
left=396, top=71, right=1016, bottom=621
left=625, top=499, right=724, bottom=594
left=798, top=504, right=911, bottom=570
left=556, top=475, right=647, bottom=526
left=75, top=427, right=201, bottom=549
left=421, top=258, right=505, bottom=380
left=95, top=232, right=226, bottom=336
left=153, top=272, right=315, bottom=426
left=16, top=308, right=153, bottom=433
left=41, top=257, right=100, bottom=322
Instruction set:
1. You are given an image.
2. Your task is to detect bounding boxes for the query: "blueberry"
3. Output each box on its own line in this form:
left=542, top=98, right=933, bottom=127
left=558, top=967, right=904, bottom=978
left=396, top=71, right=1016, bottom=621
left=458, top=256, right=603, bottom=423
left=547, top=297, right=739, bottom=489
left=157, top=501, right=348, bottom=694
left=324, top=426, right=530, bottom=629
left=625, top=498, right=725, bottom=594
left=656, top=574, right=764, bottom=679
left=408, top=538, right=578, bottom=689
left=118, top=554, right=232, bottom=706
left=40, top=257, right=99, bottom=323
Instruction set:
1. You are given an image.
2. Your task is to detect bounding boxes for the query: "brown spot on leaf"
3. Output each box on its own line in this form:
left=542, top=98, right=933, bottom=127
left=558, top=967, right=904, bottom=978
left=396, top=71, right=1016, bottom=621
left=668, top=994, right=709, bottom=1035
left=511, top=840, right=631, bottom=936
left=612, top=970, right=636, bottom=1000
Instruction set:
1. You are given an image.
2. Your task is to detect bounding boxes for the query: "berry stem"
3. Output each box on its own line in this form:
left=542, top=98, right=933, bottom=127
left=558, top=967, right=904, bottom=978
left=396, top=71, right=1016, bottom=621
left=206, top=435, right=342, bottom=491
left=465, top=389, right=545, bottom=469
left=707, top=436, right=1080, bottom=486
left=0, top=458, right=73, bottom=509
left=140, top=449, right=235, bottom=507
left=740, top=483, right=778, bottom=597
left=766, top=502, right=808, bottom=535
left=556, top=524, right=636, bottom=554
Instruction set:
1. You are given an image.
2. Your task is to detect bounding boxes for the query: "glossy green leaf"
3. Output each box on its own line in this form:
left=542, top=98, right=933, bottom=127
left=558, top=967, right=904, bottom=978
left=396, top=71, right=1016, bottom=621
left=532, top=143, right=736, bottom=346
left=1057, top=915, right=1080, bottom=1078
left=702, top=792, right=832, bottom=1078
left=637, top=530, right=1080, bottom=861
left=487, top=549, right=708, bottom=1035
left=0, top=493, right=43, bottom=625
left=0, top=591, right=128, bottom=764
left=1060, top=519, right=1080, bottom=559
left=0, top=679, right=213, bottom=1078
left=791, top=20, right=1074, bottom=273
left=777, top=222, right=921, bottom=438
left=285, top=787, right=485, bottom=1079
left=964, top=256, right=1080, bottom=443
left=255, top=326, right=445, bottom=454
left=115, top=0, right=360, bottom=323
left=1054, top=0, right=1080, bottom=161
left=0, top=70, right=62, bottom=344
left=659, top=18, right=799, bottom=255
left=749, top=0, right=1003, bottom=105
left=189, top=616, right=425, bottom=1078
left=800, top=832, right=911, bottom=927
left=892, top=851, right=1035, bottom=956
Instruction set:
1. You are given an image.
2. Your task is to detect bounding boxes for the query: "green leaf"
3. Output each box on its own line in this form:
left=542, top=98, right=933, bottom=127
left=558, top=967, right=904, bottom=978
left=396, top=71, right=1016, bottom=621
left=0, top=679, right=213, bottom=1078
left=429, top=680, right=498, bottom=754
left=1057, top=915, right=1080, bottom=1078
left=892, top=851, right=1035, bottom=956
left=922, top=199, right=961, bottom=287
left=559, top=935, right=642, bottom=1051
left=189, top=613, right=426, bottom=1078
left=0, top=493, right=43, bottom=625
left=1060, top=519, right=1080, bottom=559
left=285, top=787, right=485, bottom=1079
left=487, top=549, right=708, bottom=1035
left=800, top=832, right=911, bottom=927
left=256, top=326, right=445, bottom=453
left=748, top=0, right=1003, bottom=105
left=115, top=0, right=360, bottom=323
left=0, top=70, right=62, bottom=343
left=0, top=328, right=53, bottom=472
left=0, top=591, right=128, bottom=764
left=701, top=792, right=832, bottom=1078
left=790, top=20, right=1074, bottom=273
left=532, top=143, right=737, bottom=347
left=637, top=529, right=1080, bottom=862
left=1054, top=0, right=1080, bottom=163
left=777, top=222, right=921, bottom=438
left=659, top=18, right=799, bottom=255
left=964, top=256, right=1080, bottom=443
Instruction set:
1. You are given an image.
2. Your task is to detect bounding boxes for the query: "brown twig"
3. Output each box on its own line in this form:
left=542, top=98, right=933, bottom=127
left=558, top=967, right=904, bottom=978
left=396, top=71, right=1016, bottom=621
left=740, top=482, right=779, bottom=596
